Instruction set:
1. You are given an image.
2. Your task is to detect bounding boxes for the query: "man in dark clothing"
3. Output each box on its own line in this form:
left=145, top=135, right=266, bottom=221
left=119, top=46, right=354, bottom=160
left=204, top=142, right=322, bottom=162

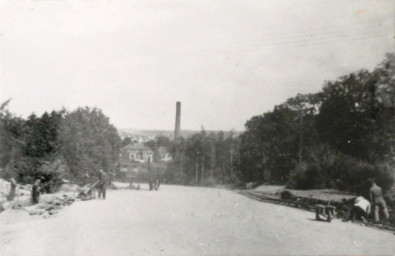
left=97, top=170, right=106, bottom=199
left=31, top=179, right=41, bottom=204
left=148, top=171, right=160, bottom=191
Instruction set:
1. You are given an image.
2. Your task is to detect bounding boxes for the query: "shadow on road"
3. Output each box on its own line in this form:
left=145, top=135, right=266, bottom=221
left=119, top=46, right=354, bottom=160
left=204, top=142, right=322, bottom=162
left=307, top=218, right=331, bottom=223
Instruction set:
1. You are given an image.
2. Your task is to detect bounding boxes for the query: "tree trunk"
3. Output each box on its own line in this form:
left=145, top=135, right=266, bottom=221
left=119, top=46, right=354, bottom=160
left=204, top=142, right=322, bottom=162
left=230, top=149, right=233, bottom=180
left=195, top=159, right=198, bottom=186
left=201, top=156, right=205, bottom=185
left=221, top=164, right=225, bottom=183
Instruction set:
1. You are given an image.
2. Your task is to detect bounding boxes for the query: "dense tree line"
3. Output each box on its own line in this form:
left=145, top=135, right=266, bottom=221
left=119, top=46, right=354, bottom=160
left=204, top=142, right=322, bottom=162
left=0, top=105, right=121, bottom=189
left=239, top=54, right=395, bottom=193
left=161, top=54, right=394, bottom=192
left=164, top=130, right=241, bottom=186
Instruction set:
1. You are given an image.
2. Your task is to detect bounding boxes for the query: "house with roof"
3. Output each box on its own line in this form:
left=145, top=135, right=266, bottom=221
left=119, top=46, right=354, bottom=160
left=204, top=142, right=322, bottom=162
left=119, top=143, right=154, bottom=174
left=120, top=143, right=154, bottom=163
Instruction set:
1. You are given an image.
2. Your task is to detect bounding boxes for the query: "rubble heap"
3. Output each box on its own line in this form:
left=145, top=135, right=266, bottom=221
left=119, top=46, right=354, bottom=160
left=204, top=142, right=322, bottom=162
left=0, top=179, right=30, bottom=198
left=23, top=193, right=77, bottom=218
left=0, top=178, right=79, bottom=218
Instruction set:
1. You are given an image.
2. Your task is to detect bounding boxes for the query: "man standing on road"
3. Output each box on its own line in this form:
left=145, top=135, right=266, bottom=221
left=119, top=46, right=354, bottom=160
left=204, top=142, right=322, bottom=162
left=31, top=179, right=41, bottom=204
left=98, top=169, right=107, bottom=200
left=7, top=178, right=17, bottom=201
left=368, top=179, right=389, bottom=222
left=153, top=170, right=160, bottom=191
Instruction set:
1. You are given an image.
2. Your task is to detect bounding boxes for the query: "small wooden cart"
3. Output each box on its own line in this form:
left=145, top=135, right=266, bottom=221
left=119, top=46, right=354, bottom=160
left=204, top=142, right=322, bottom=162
left=315, top=204, right=336, bottom=222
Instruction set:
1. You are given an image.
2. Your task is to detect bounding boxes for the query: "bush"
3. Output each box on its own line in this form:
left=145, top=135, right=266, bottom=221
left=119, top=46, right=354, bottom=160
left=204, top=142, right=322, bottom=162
left=329, top=155, right=393, bottom=196
left=1, top=156, right=70, bottom=193
left=3, top=157, right=38, bottom=184
left=35, top=157, right=69, bottom=193
left=114, top=170, right=128, bottom=182
left=287, top=145, right=334, bottom=190
left=205, top=176, right=220, bottom=187
left=163, top=169, right=188, bottom=185
left=280, top=190, right=295, bottom=200
left=287, top=165, right=328, bottom=190
left=287, top=149, right=393, bottom=194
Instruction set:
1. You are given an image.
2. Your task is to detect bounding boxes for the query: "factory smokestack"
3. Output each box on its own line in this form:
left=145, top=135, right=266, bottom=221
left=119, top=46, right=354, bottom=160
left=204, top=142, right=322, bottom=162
left=174, top=102, right=181, bottom=140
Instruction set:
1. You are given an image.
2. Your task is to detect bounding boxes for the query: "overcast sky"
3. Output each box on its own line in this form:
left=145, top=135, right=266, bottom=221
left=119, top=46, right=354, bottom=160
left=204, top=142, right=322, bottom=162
left=0, top=0, right=394, bottom=131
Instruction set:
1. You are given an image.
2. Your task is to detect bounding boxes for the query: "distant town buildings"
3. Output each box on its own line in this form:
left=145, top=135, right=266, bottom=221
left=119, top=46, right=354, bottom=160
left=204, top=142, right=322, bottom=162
left=120, top=143, right=154, bottom=164
left=119, top=142, right=173, bottom=174
left=118, top=133, right=156, bottom=143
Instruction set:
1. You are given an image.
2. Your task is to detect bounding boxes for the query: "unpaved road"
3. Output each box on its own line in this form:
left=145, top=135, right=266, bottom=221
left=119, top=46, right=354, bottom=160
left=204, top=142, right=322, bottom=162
left=1, top=185, right=394, bottom=256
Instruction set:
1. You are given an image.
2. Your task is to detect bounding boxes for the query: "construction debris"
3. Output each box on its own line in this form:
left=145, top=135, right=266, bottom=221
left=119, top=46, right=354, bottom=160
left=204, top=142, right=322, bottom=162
left=24, top=193, right=77, bottom=217
left=0, top=178, right=80, bottom=218
left=0, top=179, right=30, bottom=199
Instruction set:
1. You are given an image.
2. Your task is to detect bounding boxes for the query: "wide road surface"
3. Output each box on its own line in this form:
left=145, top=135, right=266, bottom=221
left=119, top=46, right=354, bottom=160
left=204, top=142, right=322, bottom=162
left=1, top=185, right=394, bottom=255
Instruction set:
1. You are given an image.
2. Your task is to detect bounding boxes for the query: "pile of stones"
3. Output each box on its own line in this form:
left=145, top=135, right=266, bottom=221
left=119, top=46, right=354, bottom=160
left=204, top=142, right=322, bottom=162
left=0, top=178, right=82, bottom=218
left=23, top=193, right=77, bottom=218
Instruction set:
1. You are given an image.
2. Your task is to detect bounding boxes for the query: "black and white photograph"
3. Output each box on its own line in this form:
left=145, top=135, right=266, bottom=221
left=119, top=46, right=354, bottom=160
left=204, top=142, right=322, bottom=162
left=0, top=0, right=394, bottom=255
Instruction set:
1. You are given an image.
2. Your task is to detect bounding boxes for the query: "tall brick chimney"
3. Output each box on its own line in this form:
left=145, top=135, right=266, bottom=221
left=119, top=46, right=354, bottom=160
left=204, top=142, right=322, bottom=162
left=174, top=102, right=181, bottom=140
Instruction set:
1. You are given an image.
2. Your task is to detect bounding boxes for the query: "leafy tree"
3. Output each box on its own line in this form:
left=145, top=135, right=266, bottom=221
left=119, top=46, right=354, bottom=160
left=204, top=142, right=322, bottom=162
left=24, top=111, right=63, bottom=158
left=156, top=136, right=171, bottom=148
left=240, top=54, right=394, bottom=191
left=0, top=100, right=25, bottom=170
left=372, top=54, right=395, bottom=166
left=57, top=107, right=121, bottom=180
left=316, top=70, right=379, bottom=160
left=239, top=100, right=317, bottom=184
left=121, top=137, right=132, bottom=147
left=0, top=107, right=65, bottom=183
left=1, top=104, right=121, bottom=186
